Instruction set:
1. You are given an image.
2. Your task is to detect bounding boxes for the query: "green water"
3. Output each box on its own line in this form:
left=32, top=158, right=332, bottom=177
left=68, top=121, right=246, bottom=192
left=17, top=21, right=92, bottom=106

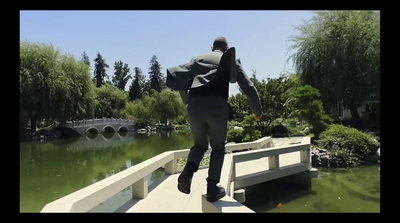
left=243, top=164, right=380, bottom=213
left=19, top=131, right=194, bottom=213
left=20, top=132, right=380, bottom=213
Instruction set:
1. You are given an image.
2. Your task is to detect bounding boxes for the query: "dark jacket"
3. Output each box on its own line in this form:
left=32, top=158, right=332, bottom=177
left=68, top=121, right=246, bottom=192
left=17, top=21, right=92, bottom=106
left=166, top=48, right=262, bottom=116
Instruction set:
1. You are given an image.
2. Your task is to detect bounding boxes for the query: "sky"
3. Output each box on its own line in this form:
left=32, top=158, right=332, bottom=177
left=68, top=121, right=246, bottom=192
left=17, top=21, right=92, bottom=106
left=20, top=10, right=315, bottom=96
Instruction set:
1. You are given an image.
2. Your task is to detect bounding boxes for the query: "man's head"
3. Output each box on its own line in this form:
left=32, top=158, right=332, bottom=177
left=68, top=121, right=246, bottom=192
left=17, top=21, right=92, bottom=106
left=212, top=36, right=228, bottom=52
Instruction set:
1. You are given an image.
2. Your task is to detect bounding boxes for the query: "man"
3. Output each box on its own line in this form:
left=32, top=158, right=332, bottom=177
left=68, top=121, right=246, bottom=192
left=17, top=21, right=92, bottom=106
left=167, top=36, right=262, bottom=202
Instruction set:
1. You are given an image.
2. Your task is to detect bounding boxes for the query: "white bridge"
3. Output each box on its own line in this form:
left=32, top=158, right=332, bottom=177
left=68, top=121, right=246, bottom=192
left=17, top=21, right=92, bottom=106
left=41, top=136, right=318, bottom=213
left=64, top=118, right=136, bottom=135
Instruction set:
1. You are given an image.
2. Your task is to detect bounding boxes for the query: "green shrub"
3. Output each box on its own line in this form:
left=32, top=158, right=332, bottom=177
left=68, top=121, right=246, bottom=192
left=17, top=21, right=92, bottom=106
left=227, top=128, right=244, bottom=143
left=268, top=124, right=289, bottom=138
left=329, top=148, right=361, bottom=167
left=267, top=118, right=311, bottom=137
left=283, top=118, right=309, bottom=136
left=243, top=130, right=261, bottom=142
left=318, top=124, right=379, bottom=160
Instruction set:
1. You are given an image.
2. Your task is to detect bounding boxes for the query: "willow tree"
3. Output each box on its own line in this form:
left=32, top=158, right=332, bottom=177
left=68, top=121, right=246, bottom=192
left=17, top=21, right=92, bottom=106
left=57, top=54, right=96, bottom=122
left=152, top=90, right=185, bottom=129
left=20, top=40, right=94, bottom=132
left=20, top=41, right=60, bottom=132
left=93, top=83, right=128, bottom=118
left=288, top=11, right=380, bottom=128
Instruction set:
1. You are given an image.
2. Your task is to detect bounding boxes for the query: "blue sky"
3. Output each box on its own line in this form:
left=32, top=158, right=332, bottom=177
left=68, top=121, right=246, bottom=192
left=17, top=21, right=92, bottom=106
left=20, top=10, right=314, bottom=96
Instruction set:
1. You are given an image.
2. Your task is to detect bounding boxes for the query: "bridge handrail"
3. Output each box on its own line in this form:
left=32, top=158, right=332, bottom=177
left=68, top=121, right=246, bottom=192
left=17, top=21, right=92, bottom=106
left=64, top=118, right=135, bottom=128
left=40, top=136, right=299, bottom=213
left=219, top=136, right=311, bottom=199
left=40, top=149, right=187, bottom=212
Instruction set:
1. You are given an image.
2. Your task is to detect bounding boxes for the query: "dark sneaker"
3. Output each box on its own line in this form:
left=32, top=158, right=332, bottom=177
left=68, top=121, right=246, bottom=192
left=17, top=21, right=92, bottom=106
left=206, top=185, right=226, bottom=202
left=177, top=173, right=192, bottom=194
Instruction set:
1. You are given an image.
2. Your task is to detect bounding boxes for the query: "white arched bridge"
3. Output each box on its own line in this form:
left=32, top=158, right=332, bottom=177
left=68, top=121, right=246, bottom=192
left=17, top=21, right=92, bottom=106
left=64, top=117, right=136, bottom=135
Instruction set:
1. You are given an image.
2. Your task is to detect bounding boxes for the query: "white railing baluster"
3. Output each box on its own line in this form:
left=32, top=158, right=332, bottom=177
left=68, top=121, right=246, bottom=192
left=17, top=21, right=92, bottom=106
left=132, top=177, right=148, bottom=199
left=268, top=155, right=280, bottom=170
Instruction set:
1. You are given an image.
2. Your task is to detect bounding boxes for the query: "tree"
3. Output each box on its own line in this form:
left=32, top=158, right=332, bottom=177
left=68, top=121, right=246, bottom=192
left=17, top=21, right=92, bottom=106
left=112, top=60, right=131, bottom=91
left=93, top=52, right=109, bottom=88
left=93, top=83, right=128, bottom=118
left=252, top=72, right=301, bottom=128
left=20, top=41, right=60, bottom=132
left=152, top=90, right=185, bottom=128
left=129, top=90, right=158, bottom=128
left=129, top=67, right=145, bottom=100
left=242, top=114, right=261, bottom=142
left=288, top=11, right=380, bottom=128
left=20, top=40, right=95, bottom=132
left=57, top=54, right=95, bottom=122
left=81, top=51, right=90, bottom=67
left=228, top=71, right=302, bottom=135
left=288, top=85, right=333, bottom=139
left=148, top=55, right=164, bottom=92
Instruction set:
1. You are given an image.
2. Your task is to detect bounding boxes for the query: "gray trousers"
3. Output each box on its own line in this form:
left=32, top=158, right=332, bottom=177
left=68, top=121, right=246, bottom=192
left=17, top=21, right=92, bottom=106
left=186, top=96, right=228, bottom=183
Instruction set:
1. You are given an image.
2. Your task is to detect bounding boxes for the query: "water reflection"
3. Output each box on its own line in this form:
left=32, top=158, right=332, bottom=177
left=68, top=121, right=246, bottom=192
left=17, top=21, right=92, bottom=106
left=20, top=131, right=193, bottom=212
left=243, top=164, right=380, bottom=213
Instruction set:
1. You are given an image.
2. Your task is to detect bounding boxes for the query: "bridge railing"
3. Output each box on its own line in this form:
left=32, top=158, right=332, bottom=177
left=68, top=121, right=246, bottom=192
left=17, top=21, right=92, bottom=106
left=64, top=118, right=135, bottom=128
left=40, top=137, right=274, bottom=213
left=204, top=136, right=312, bottom=212
left=222, top=136, right=310, bottom=196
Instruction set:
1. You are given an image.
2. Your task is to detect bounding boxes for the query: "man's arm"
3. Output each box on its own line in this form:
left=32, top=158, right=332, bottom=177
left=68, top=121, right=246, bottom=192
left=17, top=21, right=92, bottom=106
left=178, top=90, right=189, bottom=105
left=235, top=59, right=263, bottom=117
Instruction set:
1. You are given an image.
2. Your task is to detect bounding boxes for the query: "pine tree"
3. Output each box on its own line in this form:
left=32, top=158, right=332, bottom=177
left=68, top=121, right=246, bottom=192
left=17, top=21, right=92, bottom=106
left=148, top=55, right=164, bottom=92
left=129, top=67, right=145, bottom=100
left=93, top=52, right=109, bottom=88
left=81, top=51, right=90, bottom=67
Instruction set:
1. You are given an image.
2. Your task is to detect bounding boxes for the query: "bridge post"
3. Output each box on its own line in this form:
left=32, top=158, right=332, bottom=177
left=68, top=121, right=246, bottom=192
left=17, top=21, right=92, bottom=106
left=300, top=150, right=311, bottom=163
left=268, top=155, right=280, bottom=170
left=300, top=136, right=311, bottom=168
left=132, top=177, right=148, bottom=199
left=164, top=159, right=177, bottom=175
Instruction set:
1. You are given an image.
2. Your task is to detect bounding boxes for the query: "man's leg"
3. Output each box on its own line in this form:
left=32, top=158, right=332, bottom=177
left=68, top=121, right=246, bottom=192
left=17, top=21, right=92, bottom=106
left=178, top=98, right=209, bottom=194
left=186, top=101, right=209, bottom=171
left=205, top=99, right=228, bottom=183
left=204, top=98, right=229, bottom=202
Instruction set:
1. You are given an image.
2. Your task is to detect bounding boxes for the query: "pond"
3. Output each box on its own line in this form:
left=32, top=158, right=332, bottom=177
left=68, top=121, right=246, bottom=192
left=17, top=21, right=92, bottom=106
left=19, top=131, right=380, bottom=213
left=243, top=164, right=380, bottom=213
left=19, top=131, right=194, bottom=212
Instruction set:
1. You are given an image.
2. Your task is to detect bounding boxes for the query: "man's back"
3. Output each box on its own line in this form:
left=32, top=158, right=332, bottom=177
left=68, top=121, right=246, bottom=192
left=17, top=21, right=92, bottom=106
left=190, top=50, right=223, bottom=66
left=189, top=50, right=229, bottom=100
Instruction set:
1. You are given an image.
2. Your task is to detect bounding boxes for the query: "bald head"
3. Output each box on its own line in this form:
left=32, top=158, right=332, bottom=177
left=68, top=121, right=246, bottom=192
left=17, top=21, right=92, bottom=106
left=212, top=36, right=228, bottom=52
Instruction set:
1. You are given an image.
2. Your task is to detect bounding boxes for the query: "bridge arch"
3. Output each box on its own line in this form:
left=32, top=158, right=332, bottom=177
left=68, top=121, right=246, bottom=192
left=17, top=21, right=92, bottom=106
left=86, top=127, right=100, bottom=135
left=118, top=131, right=128, bottom=138
left=102, top=125, right=115, bottom=133
left=86, top=133, right=99, bottom=140
left=102, top=132, right=115, bottom=140
left=118, top=126, right=129, bottom=132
